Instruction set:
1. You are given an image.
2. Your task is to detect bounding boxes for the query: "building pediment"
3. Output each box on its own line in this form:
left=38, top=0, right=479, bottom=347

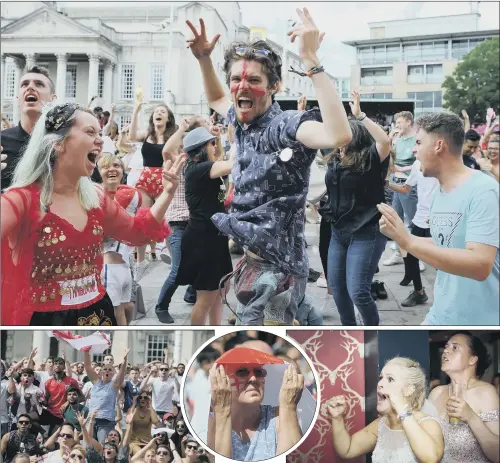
left=1, top=6, right=99, bottom=38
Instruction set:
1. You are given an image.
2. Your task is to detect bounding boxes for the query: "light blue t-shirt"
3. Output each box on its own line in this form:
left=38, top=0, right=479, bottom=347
left=425, top=171, right=499, bottom=325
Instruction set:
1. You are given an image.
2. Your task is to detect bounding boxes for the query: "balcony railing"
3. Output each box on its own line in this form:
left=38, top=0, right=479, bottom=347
left=360, top=76, right=393, bottom=86
left=407, top=74, right=444, bottom=84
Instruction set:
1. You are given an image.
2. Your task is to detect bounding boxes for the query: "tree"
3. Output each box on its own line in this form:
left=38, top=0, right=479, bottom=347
left=442, top=37, right=499, bottom=122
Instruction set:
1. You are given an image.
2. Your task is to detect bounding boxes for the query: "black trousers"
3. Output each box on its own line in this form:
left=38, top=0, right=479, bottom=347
left=319, top=219, right=332, bottom=278
left=404, top=224, right=431, bottom=291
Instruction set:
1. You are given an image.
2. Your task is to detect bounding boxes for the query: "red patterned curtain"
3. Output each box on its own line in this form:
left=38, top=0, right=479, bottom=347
left=287, top=331, right=366, bottom=463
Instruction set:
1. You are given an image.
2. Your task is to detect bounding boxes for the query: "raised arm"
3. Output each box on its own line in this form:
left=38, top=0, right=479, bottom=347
left=292, top=8, right=351, bottom=149
left=349, top=90, right=390, bottom=161
left=140, top=368, right=155, bottom=392
left=129, top=97, right=148, bottom=143
left=210, top=143, right=235, bottom=179
left=131, top=437, right=157, bottom=462
left=162, top=122, right=188, bottom=163
left=103, top=104, right=116, bottom=137
left=114, top=349, right=130, bottom=391
left=327, top=396, right=378, bottom=459
left=208, top=366, right=232, bottom=458
left=83, top=351, right=98, bottom=384
left=461, top=110, right=471, bottom=131
left=186, top=19, right=231, bottom=119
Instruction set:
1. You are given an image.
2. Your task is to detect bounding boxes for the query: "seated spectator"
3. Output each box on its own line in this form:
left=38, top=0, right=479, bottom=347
left=0, top=414, right=44, bottom=463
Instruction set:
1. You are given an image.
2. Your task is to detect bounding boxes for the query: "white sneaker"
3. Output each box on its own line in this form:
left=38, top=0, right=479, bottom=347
left=383, top=251, right=403, bottom=266
left=419, top=261, right=426, bottom=272
left=160, top=248, right=172, bottom=265
left=316, top=274, right=328, bottom=288
left=134, top=260, right=150, bottom=282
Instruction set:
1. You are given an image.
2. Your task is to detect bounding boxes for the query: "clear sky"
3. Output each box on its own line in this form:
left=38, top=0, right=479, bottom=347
left=239, top=1, right=500, bottom=76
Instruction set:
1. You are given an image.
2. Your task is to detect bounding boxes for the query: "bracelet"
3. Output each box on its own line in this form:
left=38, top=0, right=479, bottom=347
left=357, top=112, right=367, bottom=122
left=398, top=404, right=413, bottom=422
left=288, top=64, right=325, bottom=78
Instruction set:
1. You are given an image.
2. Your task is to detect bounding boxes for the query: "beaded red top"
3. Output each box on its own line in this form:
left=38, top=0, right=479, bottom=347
left=1, top=184, right=170, bottom=325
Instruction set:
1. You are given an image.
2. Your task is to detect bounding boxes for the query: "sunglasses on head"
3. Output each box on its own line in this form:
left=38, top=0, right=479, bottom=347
left=59, top=433, right=73, bottom=439
left=234, top=367, right=267, bottom=378
left=186, top=445, right=198, bottom=451
left=235, top=47, right=271, bottom=57
left=69, top=454, right=84, bottom=460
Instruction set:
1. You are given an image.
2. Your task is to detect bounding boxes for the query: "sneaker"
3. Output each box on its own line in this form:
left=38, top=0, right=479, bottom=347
left=375, top=281, right=388, bottom=300
left=370, top=282, right=378, bottom=300
left=149, top=252, right=157, bottom=262
left=419, top=261, right=426, bottom=272
left=134, top=260, right=149, bottom=282
left=383, top=251, right=403, bottom=266
left=156, top=308, right=175, bottom=324
left=401, top=290, right=429, bottom=307
left=160, top=249, right=172, bottom=265
left=183, top=294, right=196, bottom=304
left=316, top=274, right=328, bottom=288
left=399, top=276, right=412, bottom=286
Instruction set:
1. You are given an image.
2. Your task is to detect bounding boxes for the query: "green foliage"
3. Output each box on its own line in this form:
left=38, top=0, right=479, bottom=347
left=442, top=37, right=499, bottom=122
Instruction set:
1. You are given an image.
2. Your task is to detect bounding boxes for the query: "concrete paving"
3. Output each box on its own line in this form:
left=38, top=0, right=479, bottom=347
left=130, top=222, right=435, bottom=326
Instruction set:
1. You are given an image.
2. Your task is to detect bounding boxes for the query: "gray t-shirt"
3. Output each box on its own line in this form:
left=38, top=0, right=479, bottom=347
left=88, top=380, right=117, bottom=421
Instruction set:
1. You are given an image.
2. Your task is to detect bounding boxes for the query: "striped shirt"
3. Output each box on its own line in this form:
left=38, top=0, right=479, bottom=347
left=165, top=170, right=189, bottom=222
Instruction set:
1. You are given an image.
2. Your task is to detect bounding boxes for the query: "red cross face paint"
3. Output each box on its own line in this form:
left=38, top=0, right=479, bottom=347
left=230, top=59, right=273, bottom=124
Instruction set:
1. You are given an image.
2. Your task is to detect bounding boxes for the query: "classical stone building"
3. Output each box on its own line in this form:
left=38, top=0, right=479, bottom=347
left=1, top=330, right=214, bottom=367
left=1, top=1, right=333, bottom=126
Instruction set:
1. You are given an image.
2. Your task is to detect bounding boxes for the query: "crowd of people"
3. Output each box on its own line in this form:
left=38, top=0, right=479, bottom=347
left=0, top=346, right=210, bottom=463
left=1, top=6, right=499, bottom=327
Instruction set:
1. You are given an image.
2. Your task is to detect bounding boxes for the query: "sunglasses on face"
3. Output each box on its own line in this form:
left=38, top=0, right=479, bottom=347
left=69, top=454, right=84, bottom=460
left=176, top=425, right=185, bottom=429
left=156, top=451, right=169, bottom=456
left=59, top=433, right=73, bottom=439
left=139, top=396, right=149, bottom=400
left=235, top=47, right=271, bottom=57
left=18, top=421, right=30, bottom=425
left=159, top=368, right=168, bottom=371
left=234, top=367, right=267, bottom=378
left=186, top=445, right=198, bottom=451
left=210, top=140, right=217, bottom=146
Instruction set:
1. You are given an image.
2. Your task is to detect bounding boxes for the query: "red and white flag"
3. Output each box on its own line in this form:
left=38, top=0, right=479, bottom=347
left=48, top=331, right=111, bottom=355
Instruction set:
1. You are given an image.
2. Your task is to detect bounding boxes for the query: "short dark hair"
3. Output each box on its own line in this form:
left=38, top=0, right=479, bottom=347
left=452, top=331, right=492, bottom=378
left=54, top=357, right=65, bottom=365
left=17, top=414, right=31, bottom=423
left=223, top=40, right=282, bottom=100
left=66, top=386, right=80, bottom=395
left=106, top=429, right=122, bottom=443
left=23, top=65, right=55, bottom=93
left=395, top=111, right=414, bottom=124
left=13, top=454, right=30, bottom=463
left=416, top=112, right=465, bottom=156
left=465, top=129, right=481, bottom=142
left=20, top=368, right=34, bottom=376
left=46, top=356, right=56, bottom=363
left=197, top=346, right=220, bottom=366
left=61, top=422, right=76, bottom=433
left=130, top=366, right=140, bottom=373
left=94, top=107, right=103, bottom=113
left=102, top=111, right=110, bottom=117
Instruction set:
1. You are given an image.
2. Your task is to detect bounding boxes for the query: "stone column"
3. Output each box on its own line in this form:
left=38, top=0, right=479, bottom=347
left=173, top=331, right=183, bottom=365
left=24, top=52, right=37, bottom=71
left=56, top=53, right=68, bottom=103
left=103, top=61, right=115, bottom=109
left=1, top=54, right=5, bottom=100
left=12, top=58, right=23, bottom=124
left=111, top=331, right=130, bottom=364
left=32, top=331, right=51, bottom=364
left=87, top=53, right=100, bottom=104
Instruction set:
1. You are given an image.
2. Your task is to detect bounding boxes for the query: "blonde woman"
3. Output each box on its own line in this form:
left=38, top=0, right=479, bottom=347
left=328, top=357, right=444, bottom=463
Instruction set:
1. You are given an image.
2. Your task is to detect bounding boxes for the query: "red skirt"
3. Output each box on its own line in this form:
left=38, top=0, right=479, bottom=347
left=135, top=167, right=164, bottom=198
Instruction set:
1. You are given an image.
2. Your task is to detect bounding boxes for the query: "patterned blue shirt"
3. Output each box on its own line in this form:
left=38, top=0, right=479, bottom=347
left=211, top=102, right=322, bottom=277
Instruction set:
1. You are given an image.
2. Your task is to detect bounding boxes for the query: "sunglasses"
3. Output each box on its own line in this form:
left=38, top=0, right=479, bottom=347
left=159, top=368, right=168, bottom=371
left=235, top=47, right=271, bottom=57
left=234, top=367, right=267, bottom=378
left=186, top=445, right=198, bottom=451
left=59, top=433, right=74, bottom=439
left=156, top=451, right=169, bottom=456
left=69, top=454, right=84, bottom=460
left=210, top=140, right=217, bottom=146
left=18, top=421, right=30, bottom=425
left=176, top=425, right=185, bottom=429
left=139, top=396, right=149, bottom=400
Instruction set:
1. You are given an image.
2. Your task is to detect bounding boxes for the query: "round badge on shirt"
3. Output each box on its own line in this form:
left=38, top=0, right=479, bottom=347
left=279, top=148, right=293, bottom=162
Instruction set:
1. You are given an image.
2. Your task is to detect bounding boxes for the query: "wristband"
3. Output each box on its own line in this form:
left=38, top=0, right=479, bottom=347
left=398, top=404, right=413, bottom=422
left=357, top=112, right=367, bottom=122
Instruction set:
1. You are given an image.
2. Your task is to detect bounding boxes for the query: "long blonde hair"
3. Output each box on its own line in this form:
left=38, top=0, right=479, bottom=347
left=10, top=104, right=100, bottom=212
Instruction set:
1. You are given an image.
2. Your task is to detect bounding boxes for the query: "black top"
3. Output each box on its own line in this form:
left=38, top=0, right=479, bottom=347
left=1, top=123, right=30, bottom=190
left=323, top=144, right=389, bottom=233
left=4, top=431, right=44, bottom=463
left=463, top=154, right=481, bottom=170
left=141, top=140, right=164, bottom=167
left=184, top=161, right=226, bottom=232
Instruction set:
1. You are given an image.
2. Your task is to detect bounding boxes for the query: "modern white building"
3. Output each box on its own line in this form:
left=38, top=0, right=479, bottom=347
left=1, top=1, right=333, bottom=127
left=1, top=330, right=214, bottom=367
left=343, top=13, right=499, bottom=115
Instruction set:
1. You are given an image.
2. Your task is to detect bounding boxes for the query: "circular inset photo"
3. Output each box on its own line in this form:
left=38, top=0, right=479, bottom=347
left=181, top=330, right=319, bottom=462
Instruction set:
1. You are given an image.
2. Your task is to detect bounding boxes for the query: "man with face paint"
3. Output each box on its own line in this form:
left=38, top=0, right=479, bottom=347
left=187, top=8, right=352, bottom=325
left=42, top=358, right=82, bottom=434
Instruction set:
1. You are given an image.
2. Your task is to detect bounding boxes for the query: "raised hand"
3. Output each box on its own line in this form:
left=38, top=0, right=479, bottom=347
left=279, top=365, right=304, bottom=409
left=75, top=411, right=86, bottom=427
left=209, top=365, right=232, bottom=415
left=349, top=90, right=362, bottom=119
left=326, top=395, right=347, bottom=419
left=186, top=18, right=221, bottom=60
left=297, top=95, right=307, bottom=111
left=288, top=8, right=325, bottom=69
left=179, top=119, right=190, bottom=133
left=135, top=93, right=144, bottom=109
left=123, top=348, right=131, bottom=360
left=162, top=153, right=187, bottom=195
left=461, top=109, right=469, bottom=121
left=377, top=203, right=411, bottom=248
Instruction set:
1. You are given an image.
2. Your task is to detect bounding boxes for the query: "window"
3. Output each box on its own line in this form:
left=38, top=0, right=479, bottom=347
left=386, top=44, right=400, bottom=63
left=98, top=64, right=104, bottom=98
left=119, top=113, right=132, bottom=130
left=146, top=334, right=170, bottom=364
left=65, top=64, right=77, bottom=100
left=120, top=64, right=135, bottom=100
left=150, top=63, right=165, bottom=100
left=403, top=43, right=420, bottom=62
left=425, top=64, right=443, bottom=83
left=408, top=91, right=442, bottom=114
left=363, top=93, right=392, bottom=99
left=4, top=62, right=16, bottom=99
left=452, top=38, right=486, bottom=60
left=408, top=65, right=424, bottom=84
left=361, top=68, right=392, bottom=85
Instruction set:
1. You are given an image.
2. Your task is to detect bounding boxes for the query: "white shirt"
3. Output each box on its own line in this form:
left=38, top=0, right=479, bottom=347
left=151, top=377, right=176, bottom=412
left=127, top=144, right=144, bottom=169
left=34, top=370, right=53, bottom=394
left=405, top=160, right=439, bottom=229
left=16, top=383, right=44, bottom=416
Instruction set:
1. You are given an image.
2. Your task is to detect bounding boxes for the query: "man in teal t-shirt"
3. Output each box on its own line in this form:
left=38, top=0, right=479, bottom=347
left=377, top=112, right=499, bottom=325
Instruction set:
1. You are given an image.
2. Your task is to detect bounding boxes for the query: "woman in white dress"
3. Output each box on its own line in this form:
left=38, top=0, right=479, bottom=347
left=328, top=357, right=444, bottom=463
